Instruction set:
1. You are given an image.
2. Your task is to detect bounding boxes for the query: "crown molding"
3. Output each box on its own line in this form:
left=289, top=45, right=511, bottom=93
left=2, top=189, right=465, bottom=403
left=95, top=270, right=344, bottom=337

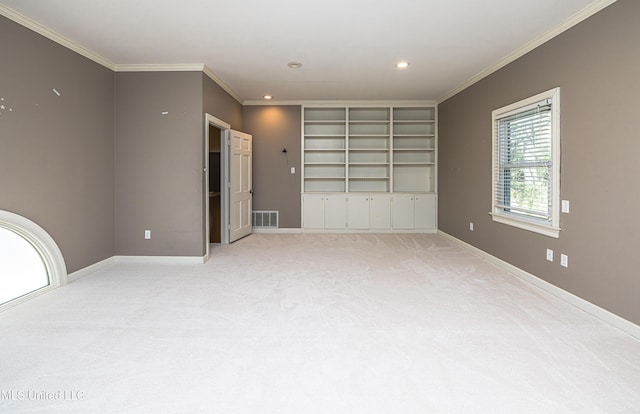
left=114, top=63, right=206, bottom=72
left=437, top=0, right=618, bottom=103
left=0, top=3, right=116, bottom=70
left=2, top=0, right=616, bottom=107
left=114, top=64, right=243, bottom=104
left=0, top=4, right=243, bottom=104
left=242, top=99, right=438, bottom=106
left=202, top=65, right=244, bottom=104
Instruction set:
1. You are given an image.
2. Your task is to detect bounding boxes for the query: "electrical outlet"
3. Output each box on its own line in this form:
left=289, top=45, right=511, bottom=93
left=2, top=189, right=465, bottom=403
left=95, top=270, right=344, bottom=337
left=144, top=230, right=151, bottom=240
left=290, top=167, right=296, bottom=174
left=560, top=254, right=568, bottom=268
left=469, top=222, right=474, bottom=231
left=546, top=249, right=554, bottom=262
left=562, top=200, right=570, bottom=213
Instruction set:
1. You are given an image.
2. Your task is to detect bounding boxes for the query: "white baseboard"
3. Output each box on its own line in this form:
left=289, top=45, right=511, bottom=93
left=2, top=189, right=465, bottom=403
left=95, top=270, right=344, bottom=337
left=114, top=255, right=206, bottom=264
left=67, top=257, right=116, bottom=283
left=252, top=228, right=303, bottom=234
left=253, top=228, right=438, bottom=234
left=67, top=255, right=205, bottom=283
left=437, top=231, right=640, bottom=340
left=298, top=229, right=438, bottom=234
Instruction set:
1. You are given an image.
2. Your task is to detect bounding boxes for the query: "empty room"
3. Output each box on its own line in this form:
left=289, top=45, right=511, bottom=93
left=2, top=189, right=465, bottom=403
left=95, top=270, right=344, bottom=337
left=1, top=0, right=639, bottom=412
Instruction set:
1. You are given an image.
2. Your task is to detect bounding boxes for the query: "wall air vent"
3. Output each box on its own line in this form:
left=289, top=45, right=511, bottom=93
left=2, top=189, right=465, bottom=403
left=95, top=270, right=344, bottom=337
left=252, top=211, right=279, bottom=228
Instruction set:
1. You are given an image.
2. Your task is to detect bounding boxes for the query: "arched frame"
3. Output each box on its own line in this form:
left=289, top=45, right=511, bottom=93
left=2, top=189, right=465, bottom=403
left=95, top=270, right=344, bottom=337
left=0, top=210, right=67, bottom=312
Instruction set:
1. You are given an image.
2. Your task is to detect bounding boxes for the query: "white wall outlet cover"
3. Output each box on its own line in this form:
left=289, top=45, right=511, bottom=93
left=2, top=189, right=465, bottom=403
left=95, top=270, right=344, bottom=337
left=290, top=167, right=296, bottom=174
left=144, top=230, right=151, bottom=239
left=561, top=254, right=568, bottom=267
left=546, top=249, right=554, bottom=262
left=562, top=200, right=570, bottom=213
left=469, top=222, right=474, bottom=231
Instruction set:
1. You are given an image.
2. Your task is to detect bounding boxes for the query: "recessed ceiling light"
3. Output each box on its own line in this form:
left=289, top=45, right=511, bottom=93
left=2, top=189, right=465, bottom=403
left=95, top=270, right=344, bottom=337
left=396, top=61, right=410, bottom=69
left=287, top=62, right=302, bottom=69
left=263, top=95, right=273, bottom=100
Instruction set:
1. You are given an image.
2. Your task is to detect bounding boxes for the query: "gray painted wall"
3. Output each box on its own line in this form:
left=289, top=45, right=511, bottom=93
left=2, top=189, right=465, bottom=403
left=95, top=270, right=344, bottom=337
left=0, top=15, right=115, bottom=273
left=203, top=75, right=242, bottom=130
left=243, top=106, right=302, bottom=228
left=202, top=74, right=243, bottom=247
left=115, top=72, right=242, bottom=258
left=438, top=0, right=640, bottom=325
left=115, top=72, right=204, bottom=257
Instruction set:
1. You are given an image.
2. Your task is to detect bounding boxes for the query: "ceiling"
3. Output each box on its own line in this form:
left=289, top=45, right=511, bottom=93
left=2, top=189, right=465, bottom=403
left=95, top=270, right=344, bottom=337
left=0, top=0, right=613, bottom=103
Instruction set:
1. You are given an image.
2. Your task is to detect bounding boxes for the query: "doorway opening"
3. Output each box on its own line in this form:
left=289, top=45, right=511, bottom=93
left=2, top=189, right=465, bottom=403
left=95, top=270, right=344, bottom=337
left=204, top=114, right=231, bottom=260
left=208, top=125, right=222, bottom=244
left=204, top=114, right=253, bottom=260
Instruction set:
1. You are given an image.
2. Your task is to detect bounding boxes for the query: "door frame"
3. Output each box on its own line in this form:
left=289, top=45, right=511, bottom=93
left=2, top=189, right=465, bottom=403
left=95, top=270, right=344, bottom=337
left=204, top=114, right=231, bottom=260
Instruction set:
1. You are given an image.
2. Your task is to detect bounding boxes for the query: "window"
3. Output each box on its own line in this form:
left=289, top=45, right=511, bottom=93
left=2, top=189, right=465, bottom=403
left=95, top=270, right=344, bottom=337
left=0, top=210, right=67, bottom=312
left=491, top=88, right=560, bottom=238
left=0, top=226, right=49, bottom=305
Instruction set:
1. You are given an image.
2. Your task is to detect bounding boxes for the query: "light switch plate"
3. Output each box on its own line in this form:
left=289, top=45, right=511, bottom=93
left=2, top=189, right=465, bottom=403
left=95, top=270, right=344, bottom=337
left=290, top=167, right=296, bottom=174
left=546, top=249, right=554, bottom=262
left=562, top=200, right=570, bottom=213
left=560, top=254, right=568, bottom=268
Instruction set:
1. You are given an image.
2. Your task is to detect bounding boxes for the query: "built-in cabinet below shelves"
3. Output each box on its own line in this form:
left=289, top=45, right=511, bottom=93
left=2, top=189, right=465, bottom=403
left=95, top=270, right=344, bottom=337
left=302, top=104, right=437, bottom=231
left=302, top=193, right=437, bottom=232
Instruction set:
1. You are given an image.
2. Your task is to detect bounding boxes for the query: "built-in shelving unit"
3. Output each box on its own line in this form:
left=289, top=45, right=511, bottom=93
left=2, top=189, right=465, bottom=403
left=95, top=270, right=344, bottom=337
left=392, top=107, right=437, bottom=193
left=302, top=103, right=437, bottom=232
left=303, top=105, right=436, bottom=194
left=303, top=108, right=347, bottom=192
left=348, top=107, right=391, bottom=193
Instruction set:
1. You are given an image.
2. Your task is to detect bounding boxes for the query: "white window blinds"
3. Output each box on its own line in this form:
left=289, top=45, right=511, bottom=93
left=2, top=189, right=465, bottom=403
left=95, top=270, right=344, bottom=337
left=492, top=88, right=560, bottom=238
left=495, top=99, right=553, bottom=222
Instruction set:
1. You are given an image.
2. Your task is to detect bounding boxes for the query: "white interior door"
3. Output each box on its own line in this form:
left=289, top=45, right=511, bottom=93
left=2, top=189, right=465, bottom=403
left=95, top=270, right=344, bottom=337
left=229, top=130, right=252, bottom=242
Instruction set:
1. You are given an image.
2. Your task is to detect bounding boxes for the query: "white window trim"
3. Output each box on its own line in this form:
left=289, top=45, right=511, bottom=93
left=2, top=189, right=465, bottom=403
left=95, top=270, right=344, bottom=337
left=490, top=87, right=561, bottom=238
left=0, top=210, right=67, bottom=312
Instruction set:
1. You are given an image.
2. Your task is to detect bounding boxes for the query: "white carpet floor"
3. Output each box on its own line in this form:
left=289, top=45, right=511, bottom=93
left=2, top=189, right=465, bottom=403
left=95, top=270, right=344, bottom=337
left=0, top=233, right=639, bottom=413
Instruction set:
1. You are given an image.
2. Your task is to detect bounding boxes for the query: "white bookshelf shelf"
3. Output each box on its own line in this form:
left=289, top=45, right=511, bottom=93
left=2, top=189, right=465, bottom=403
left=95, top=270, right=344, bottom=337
left=303, top=105, right=437, bottom=194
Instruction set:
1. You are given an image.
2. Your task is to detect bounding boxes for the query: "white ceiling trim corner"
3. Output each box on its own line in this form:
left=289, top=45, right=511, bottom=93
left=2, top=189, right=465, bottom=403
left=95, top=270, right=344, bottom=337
left=0, top=3, right=243, bottom=104
left=202, top=65, right=243, bottom=104
left=437, top=0, right=618, bottom=103
left=0, top=3, right=116, bottom=70
left=113, top=64, right=243, bottom=104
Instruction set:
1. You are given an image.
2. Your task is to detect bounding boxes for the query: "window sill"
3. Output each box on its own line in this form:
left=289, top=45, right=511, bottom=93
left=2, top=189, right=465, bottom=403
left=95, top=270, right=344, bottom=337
left=490, top=212, right=560, bottom=238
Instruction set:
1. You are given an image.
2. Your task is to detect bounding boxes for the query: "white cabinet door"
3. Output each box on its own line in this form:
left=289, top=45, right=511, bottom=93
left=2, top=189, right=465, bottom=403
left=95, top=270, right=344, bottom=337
left=324, top=195, right=347, bottom=229
left=369, top=195, right=391, bottom=229
left=347, top=195, right=370, bottom=229
left=391, top=194, right=414, bottom=229
left=414, top=194, right=437, bottom=230
left=304, top=193, right=434, bottom=231
left=303, top=194, right=325, bottom=229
